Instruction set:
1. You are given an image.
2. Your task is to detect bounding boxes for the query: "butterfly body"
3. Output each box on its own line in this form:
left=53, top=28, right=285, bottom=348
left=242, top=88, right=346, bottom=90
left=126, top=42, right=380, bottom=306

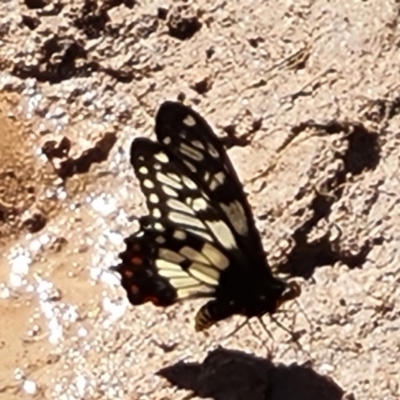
left=113, top=101, right=300, bottom=331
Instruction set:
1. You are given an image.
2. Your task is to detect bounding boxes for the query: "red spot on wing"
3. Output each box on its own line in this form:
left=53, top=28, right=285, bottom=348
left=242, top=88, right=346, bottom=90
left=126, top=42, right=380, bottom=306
left=130, top=284, right=140, bottom=295
left=121, top=269, right=134, bottom=278
left=130, top=256, right=143, bottom=266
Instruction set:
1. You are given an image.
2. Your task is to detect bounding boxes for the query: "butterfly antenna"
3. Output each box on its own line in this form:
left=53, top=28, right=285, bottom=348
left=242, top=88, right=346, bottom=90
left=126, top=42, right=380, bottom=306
left=247, top=318, right=274, bottom=355
left=274, top=301, right=315, bottom=361
left=267, top=314, right=304, bottom=352
left=277, top=278, right=314, bottom=340
left=256, top=317, right=275, bottom=342
left=222, top=318, right=250, bottom=340
left=294, top=297, right=314, bottom=331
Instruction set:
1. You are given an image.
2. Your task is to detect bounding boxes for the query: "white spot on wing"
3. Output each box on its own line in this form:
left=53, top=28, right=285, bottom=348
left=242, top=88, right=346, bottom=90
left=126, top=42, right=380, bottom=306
left=144, top=179, right=155, bottom=189
left=220, top=201, right=248, bottom=235
left=158, top=268, right=187, bottom=278
left=138, top=166, right=148, bottom=174
left=154, top=152, right=169, bottom=163
left=154, top=223, right=165, bottom=231
left=162, top=185, right=179, bottom=197
left=170, top=277, right=200, bottom=288
left=187, top=229, right=213, bottom=241
left=182, top=176, right=197, bottom=190
left=189, top=263, right=219, bottom=286
left=156, top=259, right=183, bottom=272
left=167, top=199, right=194, bottom=214
left=180, top=246, right=209, bottom=264
left=180, top=143, right=203, bottom=161
left=184, top=160, right=196, bottom=172
left=202, top=243, right=230, bottom=270
left=209, top=171, right=226, bottom=191
left=192, top=198, right=208, bottom=211
left=169, top=212, right=205, bottom=229
left=149, top=193, right=159, bottom=203
left=159, top=248, right=185, bottom=263
left=163, top=137, right=172, bottom=145
left=206, top=220, right=237, bottom=250
left=192, top=140, right=204, bottom=149
left=152, top=208, right=162, bottom=218
left=177, top=286, right=206, bottom=299
left=155, top=236, right=165, bottom=244
left=208, top=143, right=219, bottom=158
left=173, top=230, right=187, bottom=240
left=156, top=172, right=183, bottom=190
left=167, top=173, right=181, bottom=182
left=183, top=115, right=196, bottom=126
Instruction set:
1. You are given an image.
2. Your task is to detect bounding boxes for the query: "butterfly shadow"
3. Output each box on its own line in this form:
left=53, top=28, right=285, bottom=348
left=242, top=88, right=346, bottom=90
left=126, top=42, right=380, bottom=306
left=157, top=346, right=344, bottom=400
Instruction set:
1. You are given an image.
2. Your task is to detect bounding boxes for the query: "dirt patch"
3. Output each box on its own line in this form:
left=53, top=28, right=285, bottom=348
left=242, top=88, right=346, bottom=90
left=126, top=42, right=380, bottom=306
left=0, top=95, right=38, bottom=239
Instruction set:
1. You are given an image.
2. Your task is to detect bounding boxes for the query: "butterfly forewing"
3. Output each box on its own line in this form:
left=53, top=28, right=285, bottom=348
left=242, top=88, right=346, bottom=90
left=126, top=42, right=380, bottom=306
left=155, top=101, right=268, bottom=268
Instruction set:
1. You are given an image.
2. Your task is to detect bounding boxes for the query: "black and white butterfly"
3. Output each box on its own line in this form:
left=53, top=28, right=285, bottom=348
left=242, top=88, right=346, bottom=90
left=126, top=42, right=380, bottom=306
left=112, top=101, right=300, bottom=331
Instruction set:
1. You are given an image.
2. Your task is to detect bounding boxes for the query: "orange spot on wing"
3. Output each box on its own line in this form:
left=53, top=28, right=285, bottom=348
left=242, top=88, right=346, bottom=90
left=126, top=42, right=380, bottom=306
left=130, top=284, right=140, bottom=295
left=130, top=256, right=143, bottom=266
left=122, top=269, right=134, bottom=278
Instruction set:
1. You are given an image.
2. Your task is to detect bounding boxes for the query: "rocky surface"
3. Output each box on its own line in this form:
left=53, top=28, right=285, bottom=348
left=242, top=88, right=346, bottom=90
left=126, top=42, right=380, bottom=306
left=1, top=1, right=400, bottom=399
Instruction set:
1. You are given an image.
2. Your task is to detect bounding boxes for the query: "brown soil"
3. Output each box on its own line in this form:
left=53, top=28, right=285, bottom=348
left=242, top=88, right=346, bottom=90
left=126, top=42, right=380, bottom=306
left=1, top=1, right=400, bottom=399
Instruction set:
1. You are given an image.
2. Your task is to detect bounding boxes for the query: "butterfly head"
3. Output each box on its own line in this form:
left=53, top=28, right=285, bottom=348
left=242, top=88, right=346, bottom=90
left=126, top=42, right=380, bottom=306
left=247, top=278, right=301, bottom=317
left=275, top=280, right=301, bottom=309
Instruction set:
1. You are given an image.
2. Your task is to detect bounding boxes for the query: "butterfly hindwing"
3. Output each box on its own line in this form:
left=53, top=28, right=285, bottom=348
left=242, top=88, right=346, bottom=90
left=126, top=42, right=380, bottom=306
left=115, top=216, right=236, bottom=303
left=115, top=227, right=178, bottom=307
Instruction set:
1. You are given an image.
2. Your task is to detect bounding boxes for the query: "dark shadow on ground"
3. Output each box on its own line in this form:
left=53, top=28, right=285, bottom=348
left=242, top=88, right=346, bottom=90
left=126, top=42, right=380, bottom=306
left=158, top=347, right=344, bottom=400
left=277, top=120, right=381, bottom=279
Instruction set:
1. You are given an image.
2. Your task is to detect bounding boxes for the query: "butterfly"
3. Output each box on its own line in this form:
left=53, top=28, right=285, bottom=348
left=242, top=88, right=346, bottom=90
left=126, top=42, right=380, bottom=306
left=112, top=101, right=300, bottom=331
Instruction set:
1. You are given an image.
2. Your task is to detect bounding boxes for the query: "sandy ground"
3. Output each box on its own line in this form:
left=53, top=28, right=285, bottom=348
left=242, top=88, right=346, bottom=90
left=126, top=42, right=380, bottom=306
left=1, top=1, right=400, bottom=399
